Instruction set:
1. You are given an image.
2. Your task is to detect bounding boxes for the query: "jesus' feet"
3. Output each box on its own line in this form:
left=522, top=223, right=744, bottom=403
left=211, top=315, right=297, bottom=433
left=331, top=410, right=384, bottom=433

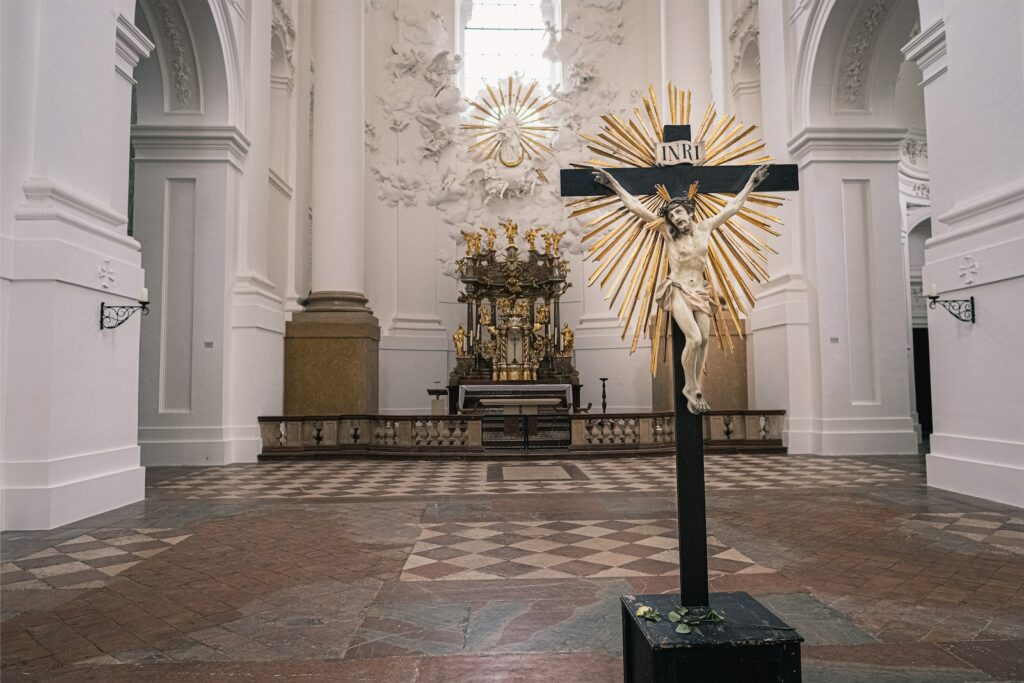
left=687, top=392, right=710, bottom=414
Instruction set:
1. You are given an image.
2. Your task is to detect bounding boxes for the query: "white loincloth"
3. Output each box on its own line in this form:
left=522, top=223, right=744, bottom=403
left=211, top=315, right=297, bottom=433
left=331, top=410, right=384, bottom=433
left=653, top=277, right=719, bottom=317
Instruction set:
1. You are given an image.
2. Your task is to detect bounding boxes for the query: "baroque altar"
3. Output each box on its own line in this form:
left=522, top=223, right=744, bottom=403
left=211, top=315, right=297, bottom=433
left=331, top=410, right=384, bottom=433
left=448, top=220, right=581, bottom=413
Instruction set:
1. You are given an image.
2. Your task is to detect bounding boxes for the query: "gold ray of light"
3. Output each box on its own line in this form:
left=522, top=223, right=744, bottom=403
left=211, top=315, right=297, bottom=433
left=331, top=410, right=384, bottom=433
left=568, top=83, right=787, bottom=375
left=462, top=76, right=558, bottom=168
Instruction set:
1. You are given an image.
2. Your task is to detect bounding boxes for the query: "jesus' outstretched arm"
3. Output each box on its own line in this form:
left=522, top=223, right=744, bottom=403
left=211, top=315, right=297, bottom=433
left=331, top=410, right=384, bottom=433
left=591, top=169, right=660, bottom=225
left=705, top=164, right=769, bottom=231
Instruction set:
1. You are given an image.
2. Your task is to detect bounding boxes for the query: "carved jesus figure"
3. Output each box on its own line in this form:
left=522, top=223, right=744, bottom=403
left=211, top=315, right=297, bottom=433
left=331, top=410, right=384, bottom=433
left=593, top=165, right=769, bottom=414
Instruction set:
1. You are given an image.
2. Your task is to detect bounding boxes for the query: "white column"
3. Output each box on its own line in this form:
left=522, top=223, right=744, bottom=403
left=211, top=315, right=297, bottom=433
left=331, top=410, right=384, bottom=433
left=661, top=0, right=712, bottom=108
left=309, top=0, right=366, bottom=303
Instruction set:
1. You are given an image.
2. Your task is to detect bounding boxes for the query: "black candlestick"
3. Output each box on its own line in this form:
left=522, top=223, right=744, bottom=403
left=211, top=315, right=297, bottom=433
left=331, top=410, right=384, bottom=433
left=599, top=377, right=609, bottom=414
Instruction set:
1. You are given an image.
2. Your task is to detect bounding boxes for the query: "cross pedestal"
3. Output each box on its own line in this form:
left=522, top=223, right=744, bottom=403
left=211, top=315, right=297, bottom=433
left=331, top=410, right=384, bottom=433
left=617, top=325, right=803, bottom=682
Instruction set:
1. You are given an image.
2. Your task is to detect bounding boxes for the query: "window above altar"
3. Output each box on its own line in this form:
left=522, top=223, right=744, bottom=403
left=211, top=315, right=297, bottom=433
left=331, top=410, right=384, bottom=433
left=459, top=0, right=561, bottom=97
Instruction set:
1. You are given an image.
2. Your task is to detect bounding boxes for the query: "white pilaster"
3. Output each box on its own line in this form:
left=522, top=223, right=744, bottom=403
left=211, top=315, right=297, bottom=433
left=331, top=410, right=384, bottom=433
left=1, top=5, right=152, bottom=529
left=787, top=127, right=919, bottom=455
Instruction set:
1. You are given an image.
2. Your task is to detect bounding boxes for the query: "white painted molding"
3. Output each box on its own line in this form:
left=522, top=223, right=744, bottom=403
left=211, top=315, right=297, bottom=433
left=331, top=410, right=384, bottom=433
left=11, top=178, right=143, bottom=265
left=788, top=126, right=906, bottom=164
left=234, top=272, right=283, bottom=303
left=138, top=0, right=202, bottom=113
left=731, top=78, right=761, bottom=100
left=268, top=167, right=294, bottom=198
left=271, top=0, right=296, bottom=77
left=131, top=125, right=251, bottom=170
left=388, top=315, right=446, bottom=336
left=834, top=0, right=889, bottom=111
left=901, top=17, right=947, bottom=87
left=19, top=177, right=128, bottom=230
left=932, top=177, right=1024, bottom=245
left=115, top=14, right=156, bottom=85
left=925, top=233, right=1024, bottom=292
left=788, top=0, right=813, bottom=24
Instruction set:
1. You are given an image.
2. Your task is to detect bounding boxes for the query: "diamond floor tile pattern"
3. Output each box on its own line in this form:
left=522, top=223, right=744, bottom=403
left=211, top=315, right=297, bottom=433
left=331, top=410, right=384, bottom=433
left=399, top=519, right=775, bottom=581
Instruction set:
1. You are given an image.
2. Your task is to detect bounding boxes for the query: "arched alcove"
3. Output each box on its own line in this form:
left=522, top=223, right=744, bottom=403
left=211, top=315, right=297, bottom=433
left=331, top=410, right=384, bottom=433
left=731, top=39, right=762, bottom=129
left=130, top=0, right=258, bottom=465
left=795, top=0, right=920, bottom=130
left=786, top=0, right=925, bottom=455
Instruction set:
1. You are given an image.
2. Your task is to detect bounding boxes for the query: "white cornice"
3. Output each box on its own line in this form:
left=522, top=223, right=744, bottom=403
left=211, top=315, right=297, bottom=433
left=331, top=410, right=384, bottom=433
left=115, top=14, right=155, bottom=85
left=930, top=177, right=1024, bottom=249
left=788, top=126, right=907, bottom=164
left=14, top=177, right=138, bottom=251
left=131, top=125, right=251, bottom=170
left=268, top=167, right=293, bottom=198
left=902, top=17, right=947, bottom=86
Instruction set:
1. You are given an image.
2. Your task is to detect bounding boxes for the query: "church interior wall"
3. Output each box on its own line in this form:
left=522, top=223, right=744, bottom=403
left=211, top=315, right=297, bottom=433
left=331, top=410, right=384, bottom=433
left=2, top=0, right=1022, bottom=530
left=1, top=1, right=150, bottom=528
left=911, top=0, right=1024, bottom=507
left=365, top=0, right=675, bottom=414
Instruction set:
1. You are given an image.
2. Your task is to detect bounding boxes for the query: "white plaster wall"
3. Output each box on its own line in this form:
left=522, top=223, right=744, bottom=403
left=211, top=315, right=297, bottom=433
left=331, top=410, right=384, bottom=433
left=1, top=0, right=150, bottom=529
left=366, top=0, right=697, bottom=414
left=911, top=0, right=1024, bottom=506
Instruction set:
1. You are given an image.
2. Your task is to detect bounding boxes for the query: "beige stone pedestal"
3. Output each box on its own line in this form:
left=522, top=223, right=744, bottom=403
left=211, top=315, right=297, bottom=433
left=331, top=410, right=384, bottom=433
left=284, top=291, right=380, bottom=415
left=652, top=322, right=748, bottom=412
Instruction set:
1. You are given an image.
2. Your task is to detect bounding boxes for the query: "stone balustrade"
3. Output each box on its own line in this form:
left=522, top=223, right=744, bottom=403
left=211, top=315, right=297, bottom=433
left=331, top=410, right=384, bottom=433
left=259, top=415, right=482, bottom=455
left=258, top=409, right=785, bottom=457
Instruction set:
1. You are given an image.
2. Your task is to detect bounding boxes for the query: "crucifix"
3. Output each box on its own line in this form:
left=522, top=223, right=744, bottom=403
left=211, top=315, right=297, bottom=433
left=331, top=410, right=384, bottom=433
left=560, top=85, right=802, bottom=679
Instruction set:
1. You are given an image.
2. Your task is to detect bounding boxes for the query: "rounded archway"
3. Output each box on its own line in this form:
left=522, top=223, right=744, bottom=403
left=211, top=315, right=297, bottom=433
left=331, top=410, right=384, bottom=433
left=129, top=0, right=260, bottom=465
left=786, top=0, right=926, bottom=455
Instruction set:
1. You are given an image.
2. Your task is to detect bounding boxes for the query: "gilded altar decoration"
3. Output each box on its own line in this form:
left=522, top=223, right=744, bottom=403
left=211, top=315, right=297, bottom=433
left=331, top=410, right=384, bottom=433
left=461, top=76, right=558, bottom=175
left=566, top=83, right=784, bottom=373
left=452, top=323, right=468, bottom=358
left=559, top=324, right=574, bottom=357
left=461, top=230, right=482, bottom=256
left=481, top=227, right=498, bottom=251
left=449, top=222, right=578, bottom=386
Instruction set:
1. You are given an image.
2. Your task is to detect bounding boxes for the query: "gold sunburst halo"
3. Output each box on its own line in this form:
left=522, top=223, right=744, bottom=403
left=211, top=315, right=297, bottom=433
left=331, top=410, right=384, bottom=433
left=567, top=83, right=785, bottom=375
left=462, top=76, right=558, bottom=178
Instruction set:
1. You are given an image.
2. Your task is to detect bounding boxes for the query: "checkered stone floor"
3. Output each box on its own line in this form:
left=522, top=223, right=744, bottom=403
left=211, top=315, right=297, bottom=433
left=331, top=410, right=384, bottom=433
left=0, top=528, right=191, bottom=590
left=150, top=455, right=917, bottom=500
left=399, top=519, right=776, bottom=581
left=908, top=511, right=1024, bottom=554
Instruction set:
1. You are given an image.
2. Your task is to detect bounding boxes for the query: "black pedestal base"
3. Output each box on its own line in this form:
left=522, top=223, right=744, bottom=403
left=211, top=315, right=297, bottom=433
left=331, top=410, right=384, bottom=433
left=622, top=592, right=803, bottom=682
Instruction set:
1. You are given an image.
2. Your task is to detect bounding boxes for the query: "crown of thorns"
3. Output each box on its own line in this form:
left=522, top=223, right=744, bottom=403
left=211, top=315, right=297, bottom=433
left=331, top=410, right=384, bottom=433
left=658, top=181, right=699, bottom=218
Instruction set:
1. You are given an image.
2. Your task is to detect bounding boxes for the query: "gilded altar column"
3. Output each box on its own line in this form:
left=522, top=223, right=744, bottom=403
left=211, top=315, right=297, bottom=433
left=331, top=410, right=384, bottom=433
left=284, top=0, right=380, bottom=414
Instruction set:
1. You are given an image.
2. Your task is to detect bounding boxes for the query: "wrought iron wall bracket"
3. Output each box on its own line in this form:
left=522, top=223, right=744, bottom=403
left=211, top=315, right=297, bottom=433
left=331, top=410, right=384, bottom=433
left=927, top=295, right=975, bottom=324
left=100, top=302, right=149, bottom=330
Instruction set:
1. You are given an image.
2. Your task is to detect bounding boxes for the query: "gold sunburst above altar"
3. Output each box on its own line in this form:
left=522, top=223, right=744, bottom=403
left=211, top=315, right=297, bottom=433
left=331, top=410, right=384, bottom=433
left=567, top=83, right=785, bottom=373
left=462, top=76, right=558, bottom=176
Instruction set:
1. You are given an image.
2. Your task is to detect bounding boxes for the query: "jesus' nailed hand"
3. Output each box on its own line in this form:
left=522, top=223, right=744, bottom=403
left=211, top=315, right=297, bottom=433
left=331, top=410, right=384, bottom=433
left=591, top=164, right=769, bottom=414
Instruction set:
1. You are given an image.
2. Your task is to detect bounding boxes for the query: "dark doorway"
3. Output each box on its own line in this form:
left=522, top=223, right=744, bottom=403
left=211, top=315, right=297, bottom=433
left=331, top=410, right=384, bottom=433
left=912, top=328, right=932, bottom=437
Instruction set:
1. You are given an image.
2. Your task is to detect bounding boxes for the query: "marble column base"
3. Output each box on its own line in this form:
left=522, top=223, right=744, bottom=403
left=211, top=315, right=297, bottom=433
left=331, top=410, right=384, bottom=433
left=284, top=291, right=380, bottom=415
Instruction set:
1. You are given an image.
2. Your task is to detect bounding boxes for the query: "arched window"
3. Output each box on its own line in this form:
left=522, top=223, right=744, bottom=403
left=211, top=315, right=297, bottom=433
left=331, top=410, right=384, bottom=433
left=460, top=0, right=560, bottom=95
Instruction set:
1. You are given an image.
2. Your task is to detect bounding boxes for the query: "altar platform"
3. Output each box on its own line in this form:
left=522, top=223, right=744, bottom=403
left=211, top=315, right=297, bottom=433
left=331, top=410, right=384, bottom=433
left=257, top=410, right=785, bottom=460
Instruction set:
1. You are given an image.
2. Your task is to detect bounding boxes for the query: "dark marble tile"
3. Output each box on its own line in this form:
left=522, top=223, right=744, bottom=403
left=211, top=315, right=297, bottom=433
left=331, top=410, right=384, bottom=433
left=941, top=640, right=1024, bottom=680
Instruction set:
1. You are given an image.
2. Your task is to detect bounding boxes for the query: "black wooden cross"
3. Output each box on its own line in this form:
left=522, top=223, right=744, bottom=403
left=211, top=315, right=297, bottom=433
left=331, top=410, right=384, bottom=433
left=560, top=124, right=799, bottom=608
